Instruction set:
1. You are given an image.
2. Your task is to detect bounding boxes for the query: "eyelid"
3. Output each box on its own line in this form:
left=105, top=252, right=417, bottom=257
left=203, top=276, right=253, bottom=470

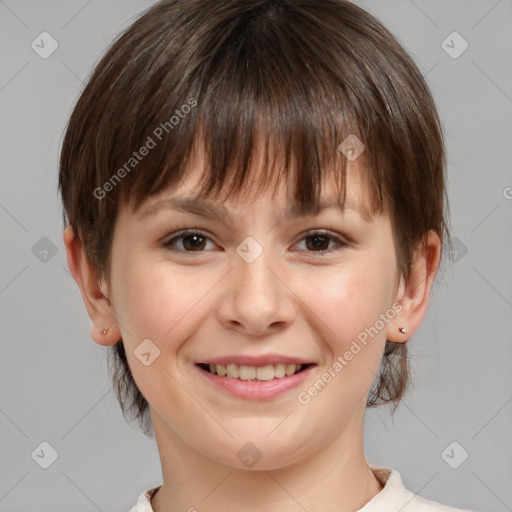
left=163, top=228, right=217, bottom=251
left=292, top=229, right=350, bottom=253
left=163, top=227, right=350, bottom=253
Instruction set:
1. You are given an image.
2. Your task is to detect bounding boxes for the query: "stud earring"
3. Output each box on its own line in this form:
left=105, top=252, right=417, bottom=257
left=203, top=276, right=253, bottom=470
left=398, top=327, right=408, bottom=334
left=101, top=327, right=109, bottom=335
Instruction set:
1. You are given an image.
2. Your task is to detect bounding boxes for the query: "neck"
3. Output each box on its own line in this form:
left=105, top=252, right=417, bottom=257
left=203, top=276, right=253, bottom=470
left=149, top=406, right=383, bottom=512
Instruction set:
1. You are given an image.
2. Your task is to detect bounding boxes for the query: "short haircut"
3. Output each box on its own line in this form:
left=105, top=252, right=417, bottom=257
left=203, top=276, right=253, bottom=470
left=59, top=0, right=450, bottom=436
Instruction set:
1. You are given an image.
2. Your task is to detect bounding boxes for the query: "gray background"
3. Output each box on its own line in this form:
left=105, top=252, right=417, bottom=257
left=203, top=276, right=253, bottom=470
left=1, top=0, right=511, bottom=510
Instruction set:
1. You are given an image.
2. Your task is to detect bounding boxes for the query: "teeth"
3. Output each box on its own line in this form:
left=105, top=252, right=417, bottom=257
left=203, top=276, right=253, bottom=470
left=226, top=363, right=238, bottom=379
left=239, top=365, right=256, bottom=380
left=274, top=363, right=286, bottom=378
left=285, top=363, right=297, bottom=376
left=206, top=363, right=303, bottom=380
left=256, top=364, right=274, bottom=381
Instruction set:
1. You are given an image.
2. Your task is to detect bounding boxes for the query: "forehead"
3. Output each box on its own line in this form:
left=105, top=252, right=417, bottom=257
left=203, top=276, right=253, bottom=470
left=134, top=149, right=376, bottom=224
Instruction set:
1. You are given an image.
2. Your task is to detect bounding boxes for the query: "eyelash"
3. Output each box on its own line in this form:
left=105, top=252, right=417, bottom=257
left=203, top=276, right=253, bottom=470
left=163, top=229, right=349, bottom=255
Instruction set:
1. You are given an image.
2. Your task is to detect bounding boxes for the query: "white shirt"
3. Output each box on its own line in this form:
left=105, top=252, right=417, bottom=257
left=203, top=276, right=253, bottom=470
left=129, top=466, right=474, bottom=512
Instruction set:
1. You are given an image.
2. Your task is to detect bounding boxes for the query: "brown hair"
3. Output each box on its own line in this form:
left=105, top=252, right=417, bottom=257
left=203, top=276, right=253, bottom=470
left=59, top=0, right=450, bottom=437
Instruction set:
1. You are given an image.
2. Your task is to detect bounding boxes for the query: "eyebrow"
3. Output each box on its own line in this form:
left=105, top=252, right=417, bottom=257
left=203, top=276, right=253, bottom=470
left=138, top=195, right=373, bottom=223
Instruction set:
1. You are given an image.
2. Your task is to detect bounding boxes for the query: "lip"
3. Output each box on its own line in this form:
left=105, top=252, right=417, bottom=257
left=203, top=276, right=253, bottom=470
left=198, top=354, right=314, bottom=366
left=196, top=362, right=316, bottom=401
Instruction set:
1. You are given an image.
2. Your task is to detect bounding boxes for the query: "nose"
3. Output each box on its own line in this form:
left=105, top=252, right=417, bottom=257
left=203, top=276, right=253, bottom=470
left=216, top=247, right=296, bottom=336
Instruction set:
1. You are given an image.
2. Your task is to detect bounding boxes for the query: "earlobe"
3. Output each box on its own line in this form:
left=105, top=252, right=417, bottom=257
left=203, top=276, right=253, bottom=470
left=90, top=323, right=120, bottom=347
left=386, top=231, right=441, bottom=343
left=63, top=225, right=120, bottom=347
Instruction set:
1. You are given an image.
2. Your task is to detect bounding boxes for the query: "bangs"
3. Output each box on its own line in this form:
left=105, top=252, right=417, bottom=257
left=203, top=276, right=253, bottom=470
left=125, top=101, right=378, bottom=216
left=105, top=0, right=390, bottom=216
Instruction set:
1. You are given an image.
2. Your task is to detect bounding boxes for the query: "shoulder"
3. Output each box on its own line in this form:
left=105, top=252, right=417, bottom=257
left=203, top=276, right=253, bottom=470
left=130, top=469, right=476, bottom=512
left=398, top=489, right=475, bottom=512
left=361, top=466, right=475, bottom=512
left=129, top=485, right=160, bottom=512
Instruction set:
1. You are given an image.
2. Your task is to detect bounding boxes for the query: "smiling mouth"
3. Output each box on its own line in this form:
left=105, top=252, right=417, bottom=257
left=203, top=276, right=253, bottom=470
left=197, top=362, right=314, bottom=381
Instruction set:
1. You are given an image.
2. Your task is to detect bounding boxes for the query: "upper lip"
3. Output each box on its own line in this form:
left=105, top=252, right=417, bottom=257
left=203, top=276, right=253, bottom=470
left=198, top=354, right=315, bottom=366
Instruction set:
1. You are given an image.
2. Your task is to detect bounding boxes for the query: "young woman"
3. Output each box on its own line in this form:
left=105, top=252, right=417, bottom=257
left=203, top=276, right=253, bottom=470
left=59, top=1, right=474, bottom=510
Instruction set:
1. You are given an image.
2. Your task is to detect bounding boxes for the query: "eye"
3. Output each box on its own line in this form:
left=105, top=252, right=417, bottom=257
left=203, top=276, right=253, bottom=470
left=294, top=230, right=349, bottom=253
left=163, top=229, right=216, bottom=252
left=162, top=228, right=349, bottom=254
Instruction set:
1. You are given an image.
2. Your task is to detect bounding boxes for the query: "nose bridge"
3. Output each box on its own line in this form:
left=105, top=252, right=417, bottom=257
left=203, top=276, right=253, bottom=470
left=236, top=238, right=277, bottom=298
left=217, top=235, right=295, bottom=334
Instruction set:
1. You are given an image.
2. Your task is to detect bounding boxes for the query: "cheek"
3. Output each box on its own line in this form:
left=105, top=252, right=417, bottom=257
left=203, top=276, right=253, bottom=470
left=111, top=252, right=212, bottom=350
left=110, top=255, right=212, bottom=408
left=312, top=260, right=393, bottom=343
left=299, top=254, right=396, bottom=402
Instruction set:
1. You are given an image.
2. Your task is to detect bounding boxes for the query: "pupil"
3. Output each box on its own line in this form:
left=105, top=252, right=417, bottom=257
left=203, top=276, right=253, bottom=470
left=184, top=235, right=204, bottom=250
left=307, top=235, right=328, bottom=251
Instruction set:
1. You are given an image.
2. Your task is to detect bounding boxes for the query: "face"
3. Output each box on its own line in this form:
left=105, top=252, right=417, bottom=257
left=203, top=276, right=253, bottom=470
left=104, top=144, right=403, bottom=470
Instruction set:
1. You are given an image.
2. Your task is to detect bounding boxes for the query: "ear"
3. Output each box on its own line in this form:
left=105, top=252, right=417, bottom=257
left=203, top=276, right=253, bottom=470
left=63, top=225, right=121, bottom=346
left=386, top=230, right=441, bottom=343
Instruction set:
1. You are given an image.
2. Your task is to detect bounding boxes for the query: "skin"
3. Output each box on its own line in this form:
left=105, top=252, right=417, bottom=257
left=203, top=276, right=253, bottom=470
left=64, top=141, right=441, bottom=512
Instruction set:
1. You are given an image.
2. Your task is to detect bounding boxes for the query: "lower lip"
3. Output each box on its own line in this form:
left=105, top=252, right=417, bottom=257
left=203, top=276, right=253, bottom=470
left=196, top=365, right=315, bottom=400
